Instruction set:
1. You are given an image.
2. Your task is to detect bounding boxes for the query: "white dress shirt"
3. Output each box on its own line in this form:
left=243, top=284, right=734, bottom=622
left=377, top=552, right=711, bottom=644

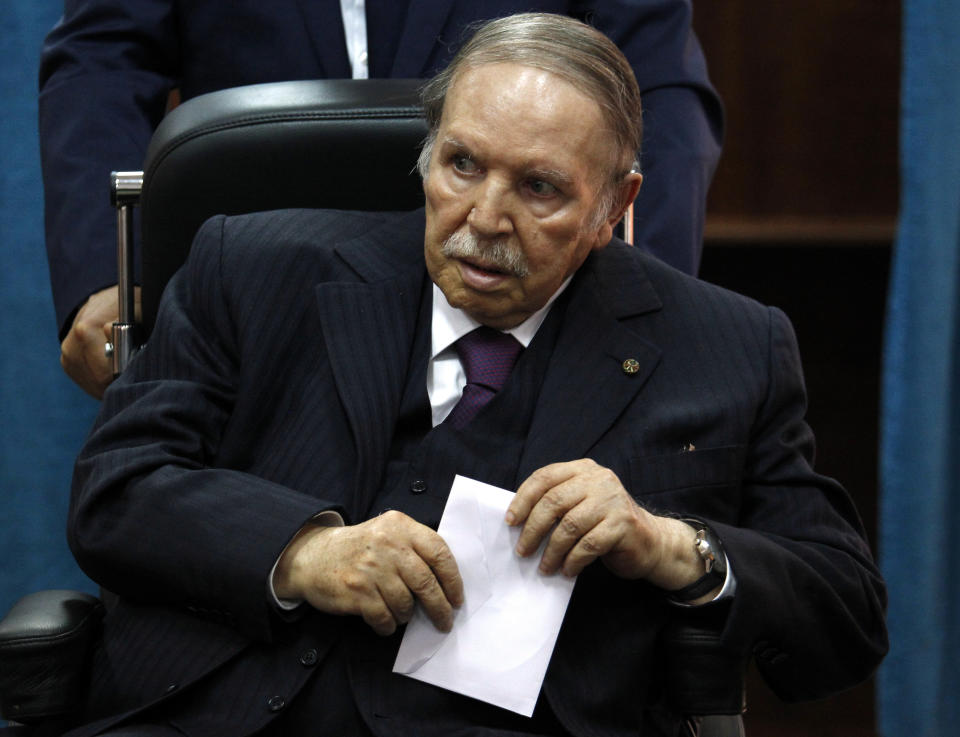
left=339, top=0, right=369, bottom=79
left=427, top=280, right=571, bottom=426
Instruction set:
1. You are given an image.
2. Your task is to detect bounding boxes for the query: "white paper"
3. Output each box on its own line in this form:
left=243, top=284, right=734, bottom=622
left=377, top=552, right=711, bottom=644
left=393, top=475, right=577, bottom=716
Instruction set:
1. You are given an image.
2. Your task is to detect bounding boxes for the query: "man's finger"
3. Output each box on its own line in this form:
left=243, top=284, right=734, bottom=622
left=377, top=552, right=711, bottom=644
left=61, top=334, right=111, bottom=398
left=412, top=535, right=463, bottom=608
left=60, top=284, right=132, bottom=398
left=404, top=540, right=462, bottom=631
left=535, top=501, right=600, bottom=573
left=559, top=522, right=615, bottom=577
left=398, top=558, right=454, bottom=631
left=514, top=479, right=587, bottom=558
left=507, top=461, right=579, bottom=526
left=359, top=596, right=400, bottom=636
left=376, top=577, right=416, bottom=626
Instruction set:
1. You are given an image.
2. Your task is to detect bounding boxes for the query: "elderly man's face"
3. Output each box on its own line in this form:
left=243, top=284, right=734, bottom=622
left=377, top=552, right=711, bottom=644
left=423, top=63, right=629, bottom=329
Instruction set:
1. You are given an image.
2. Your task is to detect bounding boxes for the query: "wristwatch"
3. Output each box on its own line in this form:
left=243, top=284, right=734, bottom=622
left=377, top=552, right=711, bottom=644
left=670, top=521, right=727, bottom=603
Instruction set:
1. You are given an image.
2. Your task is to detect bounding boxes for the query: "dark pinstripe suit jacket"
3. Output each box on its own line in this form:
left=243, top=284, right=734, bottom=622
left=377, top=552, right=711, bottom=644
left=68, top=208, right=886, bottom=736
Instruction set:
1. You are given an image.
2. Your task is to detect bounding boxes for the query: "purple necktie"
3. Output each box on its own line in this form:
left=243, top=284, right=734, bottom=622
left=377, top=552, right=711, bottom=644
left=445, top=326, right=524, bottom=430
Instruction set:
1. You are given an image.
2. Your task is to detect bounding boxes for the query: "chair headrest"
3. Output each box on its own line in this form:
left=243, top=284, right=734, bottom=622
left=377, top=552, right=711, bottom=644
left=140, top=79, right=428, bottom=334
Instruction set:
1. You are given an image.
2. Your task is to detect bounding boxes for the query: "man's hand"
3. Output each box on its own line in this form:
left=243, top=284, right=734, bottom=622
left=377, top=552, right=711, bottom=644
left=506, top=459, right=709, bottom=593
left=60, top=284, right=141, bottom=399
left=273, top=511, right=464, bottom=636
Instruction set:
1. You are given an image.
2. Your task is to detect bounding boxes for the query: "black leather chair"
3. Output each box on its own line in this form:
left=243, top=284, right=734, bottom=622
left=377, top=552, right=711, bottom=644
left=0, top=79, right=745, bottom=736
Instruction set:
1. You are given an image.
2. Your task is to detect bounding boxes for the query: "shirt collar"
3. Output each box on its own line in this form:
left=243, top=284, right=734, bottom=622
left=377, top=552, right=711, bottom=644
left=430, top=277, right=572, bottom=360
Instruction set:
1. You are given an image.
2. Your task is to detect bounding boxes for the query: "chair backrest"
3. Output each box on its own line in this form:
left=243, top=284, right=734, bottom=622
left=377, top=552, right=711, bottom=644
left=139, top=79, right=428, bottom=336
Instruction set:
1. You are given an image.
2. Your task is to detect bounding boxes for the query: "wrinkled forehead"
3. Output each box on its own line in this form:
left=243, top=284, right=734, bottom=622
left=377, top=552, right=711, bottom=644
left=440, top=63, right=624, bottom=179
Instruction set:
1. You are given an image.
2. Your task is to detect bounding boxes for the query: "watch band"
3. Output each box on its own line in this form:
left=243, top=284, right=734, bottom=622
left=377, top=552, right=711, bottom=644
left=670, top=569, right=725, bottom=602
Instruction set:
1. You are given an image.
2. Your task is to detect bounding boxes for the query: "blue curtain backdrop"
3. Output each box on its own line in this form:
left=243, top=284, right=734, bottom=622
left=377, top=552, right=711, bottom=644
left=879, top=0, right=960, bottom=734
left=0, top=2, right=99, bottom=614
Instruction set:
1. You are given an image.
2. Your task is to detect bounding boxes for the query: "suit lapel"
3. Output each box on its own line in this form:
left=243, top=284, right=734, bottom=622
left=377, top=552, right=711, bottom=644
left=388, top=0, right=456, bottom=77
left=296, top=0, right=353, bottom=78
left=315, top=213, right=427, bottom=520
left=518, top=244, right=664, bottom=481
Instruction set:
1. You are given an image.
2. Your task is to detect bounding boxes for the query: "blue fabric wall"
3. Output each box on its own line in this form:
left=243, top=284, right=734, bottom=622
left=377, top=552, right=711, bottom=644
left=0, top=2, right=99, bottom=614
left=878, top=0, right=960, bottom=734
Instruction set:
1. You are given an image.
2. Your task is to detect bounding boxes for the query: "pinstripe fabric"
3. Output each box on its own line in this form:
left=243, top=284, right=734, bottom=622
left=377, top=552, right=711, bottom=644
left=66, top=209, right=885, bottom=737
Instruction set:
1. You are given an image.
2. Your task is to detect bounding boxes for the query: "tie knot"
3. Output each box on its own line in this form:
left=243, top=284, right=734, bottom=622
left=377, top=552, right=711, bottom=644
left=455, top=326, right=523, bottom=393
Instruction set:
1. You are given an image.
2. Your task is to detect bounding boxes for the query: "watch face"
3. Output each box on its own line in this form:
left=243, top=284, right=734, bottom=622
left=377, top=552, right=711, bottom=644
left=674, top=521, right=728, bottom=602
left=695, top=536, right=715, bottom=566
left=693, top=526, right=726, bottom=576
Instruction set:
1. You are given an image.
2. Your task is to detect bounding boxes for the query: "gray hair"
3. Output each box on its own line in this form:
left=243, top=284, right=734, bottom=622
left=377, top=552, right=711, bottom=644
left=417, top=12, right=643, bottom=212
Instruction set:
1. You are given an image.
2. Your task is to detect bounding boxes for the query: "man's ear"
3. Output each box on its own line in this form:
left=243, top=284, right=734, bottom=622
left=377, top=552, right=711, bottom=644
left=608, top=172, right=643, bottom=230
left=592, top=172, right=643, bottom=250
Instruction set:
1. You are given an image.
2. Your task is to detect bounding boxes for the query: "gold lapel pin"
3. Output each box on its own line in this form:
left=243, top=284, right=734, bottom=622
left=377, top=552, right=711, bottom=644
left=622, top=358, right=640, bottom=375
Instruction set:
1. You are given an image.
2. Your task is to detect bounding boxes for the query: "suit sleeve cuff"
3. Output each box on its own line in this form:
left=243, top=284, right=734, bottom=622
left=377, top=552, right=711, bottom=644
left=268, top=510, right=345, bottom=611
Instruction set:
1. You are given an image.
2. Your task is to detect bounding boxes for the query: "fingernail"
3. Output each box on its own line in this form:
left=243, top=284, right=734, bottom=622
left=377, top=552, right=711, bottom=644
left=504, top=511, right=516, bottom=525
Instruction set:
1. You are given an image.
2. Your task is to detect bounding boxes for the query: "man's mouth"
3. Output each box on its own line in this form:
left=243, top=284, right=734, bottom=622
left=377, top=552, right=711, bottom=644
left=457, top=257, right=514, bottom=290
left=462, top=257, right=508, bottom=276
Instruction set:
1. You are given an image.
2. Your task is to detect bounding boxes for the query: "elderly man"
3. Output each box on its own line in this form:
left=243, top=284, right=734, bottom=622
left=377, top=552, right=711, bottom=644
left=67, top=13, right=886, bottom=737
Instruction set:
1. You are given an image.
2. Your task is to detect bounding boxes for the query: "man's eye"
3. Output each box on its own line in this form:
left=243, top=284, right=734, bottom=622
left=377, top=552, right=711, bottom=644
left=527, top=179, right=558, bottom=197
left=452, top=154, right=477, bottom=173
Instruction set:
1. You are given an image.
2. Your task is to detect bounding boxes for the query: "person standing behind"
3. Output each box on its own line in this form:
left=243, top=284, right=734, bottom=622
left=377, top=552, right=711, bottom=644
left=39, top=0, right=722, bottom=399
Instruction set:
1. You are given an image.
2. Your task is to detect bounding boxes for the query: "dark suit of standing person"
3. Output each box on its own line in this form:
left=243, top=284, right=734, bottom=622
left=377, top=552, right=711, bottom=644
left=64, top=13, right=885, bottom=737
left=39, top=0, right=723, bottom=399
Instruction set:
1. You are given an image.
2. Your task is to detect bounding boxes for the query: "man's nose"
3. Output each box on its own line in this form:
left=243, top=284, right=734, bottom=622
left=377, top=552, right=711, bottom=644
left=467, top=178, right=513, bottom=237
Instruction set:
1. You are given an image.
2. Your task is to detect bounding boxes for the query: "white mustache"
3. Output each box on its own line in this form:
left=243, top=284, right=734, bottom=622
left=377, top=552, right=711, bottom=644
left=440, top=230, right=529, bottom=278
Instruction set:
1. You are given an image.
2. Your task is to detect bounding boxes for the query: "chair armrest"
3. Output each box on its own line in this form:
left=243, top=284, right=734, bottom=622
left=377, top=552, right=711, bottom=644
left=0, top=590, right=104, bottom=725
left=663, top=614, right=747, bottom=716
left=699, top=714, right=746, bottom=737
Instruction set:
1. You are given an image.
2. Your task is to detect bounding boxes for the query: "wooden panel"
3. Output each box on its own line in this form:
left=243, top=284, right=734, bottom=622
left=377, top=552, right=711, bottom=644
left=691, top=4, right=899, bottom=732
left=704, top=214, right=895, bottom=243
left=693, top=0, right=901, bottom=227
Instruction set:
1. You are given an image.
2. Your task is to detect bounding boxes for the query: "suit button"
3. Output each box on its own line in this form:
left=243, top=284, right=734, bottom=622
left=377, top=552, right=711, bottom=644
left=267, top=695, right=286, bottom=712
left=299, top=648, right=319, bottom=667
left=410, top=479, right=427, bottom=494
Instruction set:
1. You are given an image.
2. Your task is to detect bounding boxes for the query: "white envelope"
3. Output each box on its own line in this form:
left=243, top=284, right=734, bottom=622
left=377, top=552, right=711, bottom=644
left=393, top=475, right=577, bottom=716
